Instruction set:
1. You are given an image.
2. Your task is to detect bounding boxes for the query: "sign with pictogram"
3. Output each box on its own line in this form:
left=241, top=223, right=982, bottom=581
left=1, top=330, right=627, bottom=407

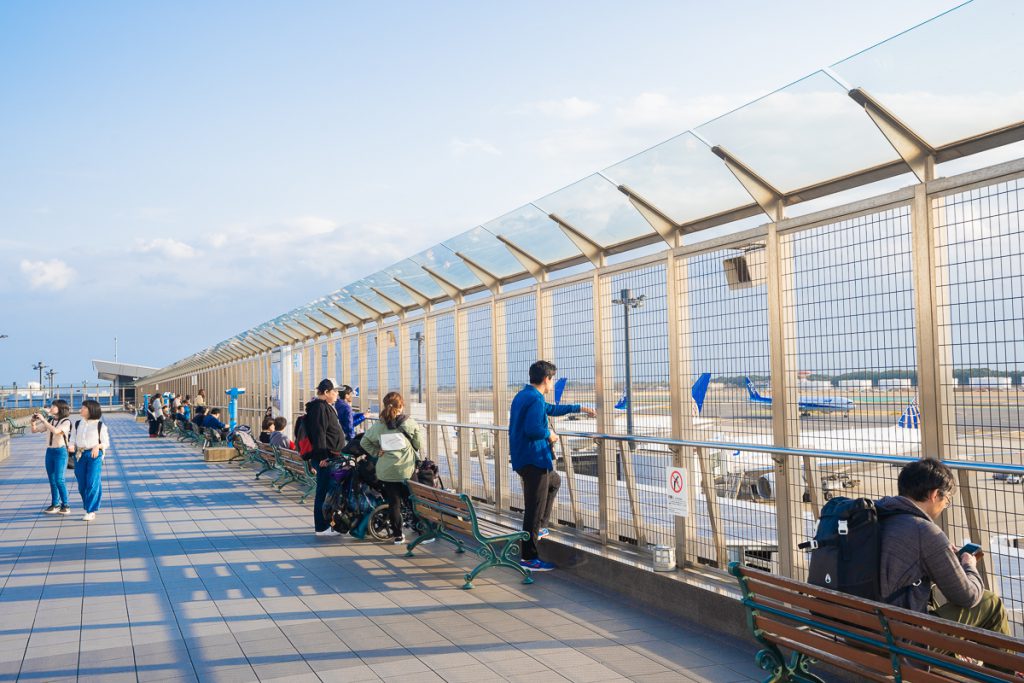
left=666, top=466, right=688, bottom=517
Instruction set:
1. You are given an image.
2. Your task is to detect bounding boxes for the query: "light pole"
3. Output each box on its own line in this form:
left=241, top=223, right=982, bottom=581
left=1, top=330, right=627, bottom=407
left=32, top=361, right=46, bottom=407
left=611, top=289, right=645, bottom=437
left=413, top=331, right=424, bottom=404
left=45, top=369, right=57, bottom=399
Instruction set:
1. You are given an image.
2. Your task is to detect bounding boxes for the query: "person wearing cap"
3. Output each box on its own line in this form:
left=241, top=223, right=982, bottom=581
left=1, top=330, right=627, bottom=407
left=306, top=378, right=346, bottom=536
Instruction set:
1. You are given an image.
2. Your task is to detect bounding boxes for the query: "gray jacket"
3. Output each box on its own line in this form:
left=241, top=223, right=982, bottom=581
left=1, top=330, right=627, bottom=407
left=877, top=495, right=983, bottom=614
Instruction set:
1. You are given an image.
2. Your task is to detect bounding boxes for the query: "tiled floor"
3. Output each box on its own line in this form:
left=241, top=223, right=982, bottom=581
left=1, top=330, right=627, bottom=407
left=0, top=415, right=761, bottom=682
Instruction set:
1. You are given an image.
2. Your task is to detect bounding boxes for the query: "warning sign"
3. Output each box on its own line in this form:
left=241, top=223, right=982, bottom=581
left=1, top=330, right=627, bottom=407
left=666, top=467, right=688, bottom=517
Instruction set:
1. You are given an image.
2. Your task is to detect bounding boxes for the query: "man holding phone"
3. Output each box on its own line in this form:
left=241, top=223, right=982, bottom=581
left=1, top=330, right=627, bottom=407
left=876, top=458, right=1010, bottom=635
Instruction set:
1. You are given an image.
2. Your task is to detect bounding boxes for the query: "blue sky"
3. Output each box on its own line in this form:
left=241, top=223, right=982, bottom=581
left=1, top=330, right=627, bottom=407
left=0, top=0, right=969, bottom=386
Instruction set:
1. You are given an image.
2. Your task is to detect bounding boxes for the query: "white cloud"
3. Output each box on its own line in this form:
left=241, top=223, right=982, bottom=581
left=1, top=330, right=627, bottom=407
left=19, top=258, right=75, bottom=290
left=521, top=96, right=601, bottom=120
left=614, top=92, right=741, bottom=132
left=134, top=238, right=196, bottom=259
left=450, top=138, right=502, bottom=157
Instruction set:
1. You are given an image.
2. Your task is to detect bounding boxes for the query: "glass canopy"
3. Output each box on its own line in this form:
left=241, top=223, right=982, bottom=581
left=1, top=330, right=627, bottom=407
left=831, top=0, right=1024, bottom=147
left=483, top=204, right=584, bottom=266
left=535, top=173, right=657, bottom=248
left=695, top=71, right=900, bottom=193
left=604, top=131, right=758, bottom=225
left=160, top=0, right=1023, bottom=358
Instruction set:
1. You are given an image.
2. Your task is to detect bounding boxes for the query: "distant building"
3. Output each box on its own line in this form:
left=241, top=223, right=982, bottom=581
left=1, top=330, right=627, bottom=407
left=800, top=380, right=832, bottom=389
left=838, top=379, right=873, bottom=389
left=92, top=360, right=157, bottom=405
left=878, top=378, right=912, bottom=389
left=969, top=376, right=1012, bottom=389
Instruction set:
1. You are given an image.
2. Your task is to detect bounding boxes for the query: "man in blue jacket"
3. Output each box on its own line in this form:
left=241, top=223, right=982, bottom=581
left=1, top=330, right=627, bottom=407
left=509, top=360, right=595, bottom=572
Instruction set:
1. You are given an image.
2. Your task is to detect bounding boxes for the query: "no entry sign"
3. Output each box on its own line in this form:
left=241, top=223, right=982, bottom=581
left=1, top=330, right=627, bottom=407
left=666, top=466, right=688, bottom=517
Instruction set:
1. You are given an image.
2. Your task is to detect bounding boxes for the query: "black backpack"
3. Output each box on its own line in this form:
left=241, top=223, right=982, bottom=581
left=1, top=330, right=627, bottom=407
left=415, top=459, right=441, bottom=489
left=800, top=497, right=908, bottom=602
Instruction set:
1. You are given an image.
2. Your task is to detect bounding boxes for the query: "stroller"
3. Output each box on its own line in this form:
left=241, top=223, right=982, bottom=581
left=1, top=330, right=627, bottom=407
left=322, top=433, right=435, bottom=541
left=321, top=434, right=389, bottom=540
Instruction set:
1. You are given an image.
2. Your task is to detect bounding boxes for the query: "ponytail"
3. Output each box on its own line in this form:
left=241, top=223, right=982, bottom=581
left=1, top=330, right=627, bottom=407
left=380, top=391, right=404, bottom=426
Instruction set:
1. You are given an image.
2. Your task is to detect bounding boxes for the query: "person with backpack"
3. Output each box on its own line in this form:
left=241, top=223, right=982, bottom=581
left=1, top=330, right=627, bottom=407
left=877, top=459, right=1010, bottom=634
left=509, top=360, right=595, bottom=572
left=30, top=399, right=73, bottom=515
left=147, top=393, right=164, bottom=438
left=302, top=379, right=345, bottom=537
left=68, top=399, right=110, bottom=522
left=361, top=391, right=432, bottom=545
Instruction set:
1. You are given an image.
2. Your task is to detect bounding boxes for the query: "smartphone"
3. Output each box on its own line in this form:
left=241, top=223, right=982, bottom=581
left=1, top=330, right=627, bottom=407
left=958, top=542, right=981, bottom=556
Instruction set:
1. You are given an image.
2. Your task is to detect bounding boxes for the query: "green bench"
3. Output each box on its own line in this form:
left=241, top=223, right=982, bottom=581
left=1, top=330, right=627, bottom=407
left=4, top=417, right=26, bottom=436
left=405, top=480, right=533, bottom=590
left=273, top=446, right=316, bottom=502
left=730, top=562, right=1024, bottom=682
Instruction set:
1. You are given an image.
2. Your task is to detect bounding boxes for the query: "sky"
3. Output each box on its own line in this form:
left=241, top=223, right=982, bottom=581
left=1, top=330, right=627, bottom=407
left=0, top=0, right=975, bottom=387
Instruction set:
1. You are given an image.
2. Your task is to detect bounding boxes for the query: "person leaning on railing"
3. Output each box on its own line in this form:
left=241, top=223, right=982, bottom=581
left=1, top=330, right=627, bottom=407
left=878, top=458, right=1010, bottom=636
left=509, top=360, right=595, bottom=573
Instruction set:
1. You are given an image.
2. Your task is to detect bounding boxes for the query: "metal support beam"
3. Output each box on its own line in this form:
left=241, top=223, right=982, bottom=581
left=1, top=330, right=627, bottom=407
left=547, top=211, right=605, bottom=268
left=495, top=234, right=548, bottom=283
left=420, top=265, right=465, bottom=303
left=370, top=287, right=410, bottom=316
left=317, top=306, right=354, bottom=331
left=617, top=184, right=680, bottom=248
left=454, top=251, right=502, bottom=294
left=392, top=277, right=433, bottom=309
left=850, top=88, right=935, bottom=183
left=712, top=145, right=785, bottom=219
left=351, top=294, right=393, bottom=319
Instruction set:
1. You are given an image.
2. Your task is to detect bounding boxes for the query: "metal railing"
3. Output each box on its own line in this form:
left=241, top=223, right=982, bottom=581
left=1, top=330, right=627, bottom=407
left=410, top=417, right=1024, bottom=637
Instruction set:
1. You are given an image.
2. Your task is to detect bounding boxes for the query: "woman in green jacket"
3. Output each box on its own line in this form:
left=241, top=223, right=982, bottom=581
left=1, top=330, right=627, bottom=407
left=362, top=391, right=426, bottom=544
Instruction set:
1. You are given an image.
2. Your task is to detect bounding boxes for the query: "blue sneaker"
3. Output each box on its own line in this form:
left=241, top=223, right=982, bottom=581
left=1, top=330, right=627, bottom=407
left=537, top=528, right=550, bottom=540
left=520, top=559, right=556, bottom=572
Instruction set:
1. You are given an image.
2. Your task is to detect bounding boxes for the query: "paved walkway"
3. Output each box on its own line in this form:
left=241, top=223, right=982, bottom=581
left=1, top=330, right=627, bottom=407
left=0, top=415, right=761, bottom=682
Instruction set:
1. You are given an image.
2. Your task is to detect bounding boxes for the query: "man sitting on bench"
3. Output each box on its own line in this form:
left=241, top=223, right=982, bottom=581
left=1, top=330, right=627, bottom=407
left=202, top=408, right=229, bottom=440
left=878, top=458, right=1010, bottom=635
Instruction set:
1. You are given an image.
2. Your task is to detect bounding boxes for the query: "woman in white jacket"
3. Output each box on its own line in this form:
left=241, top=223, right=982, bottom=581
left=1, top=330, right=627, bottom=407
left=69, top=399, right=111, bottom=521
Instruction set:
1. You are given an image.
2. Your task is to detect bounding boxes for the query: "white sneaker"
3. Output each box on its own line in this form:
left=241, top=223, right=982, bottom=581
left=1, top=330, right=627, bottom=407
left=315, top=528, right=341, bottom=536
left=81, top=512, right=96, bottom=521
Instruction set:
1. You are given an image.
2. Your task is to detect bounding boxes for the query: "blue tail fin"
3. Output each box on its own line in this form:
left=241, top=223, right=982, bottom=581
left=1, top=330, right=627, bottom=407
left=691, top=373, right=712, bottom=415
left=553, top=377, right=567, bottom=405
left=744, top=377, right=762, bottom=400
left=897, top=399, right=920, bottom=429
left=614, top=389, right=629, bottom=411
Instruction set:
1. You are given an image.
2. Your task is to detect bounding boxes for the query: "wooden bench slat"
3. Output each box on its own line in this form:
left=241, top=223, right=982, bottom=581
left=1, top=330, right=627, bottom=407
left=744, top=577, right=883, bottom=632
left=880, top=605, right=1024, bottom=654
left=753, top=614, right=893, bottom=680
left=885, top=622, right=1022, bottom=677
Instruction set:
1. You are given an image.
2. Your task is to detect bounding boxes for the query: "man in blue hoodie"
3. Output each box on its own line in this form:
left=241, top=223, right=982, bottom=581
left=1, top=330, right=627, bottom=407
left=509, top=360, right=595, bottom=572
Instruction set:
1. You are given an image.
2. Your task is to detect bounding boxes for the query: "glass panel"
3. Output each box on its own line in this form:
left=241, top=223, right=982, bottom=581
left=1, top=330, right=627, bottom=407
left=695, top=71, right=898, bottom=193
left=443, top=226, right=527, bottom=280
left=832, top=1, right=1024, bottom=147
left=383, top=259, right=447, bottom=300
left=348, top=281, right=395, bottom=316
left=328, top=290, right=374, bottom=320
left=482, top=204, right=583, bottom=266
left=410, top=245, right=482, bottom=290
left=534, top=173, right=656, bottom=248
left=361, top=270, right=418, bottom=308
left=604, top=131, right=756, bottom=225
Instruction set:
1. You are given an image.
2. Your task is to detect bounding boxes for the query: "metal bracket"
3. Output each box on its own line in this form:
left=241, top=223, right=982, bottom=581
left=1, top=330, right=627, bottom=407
left=495, top=234, right=548, bottom=283
left=454, top=250, right=503, bottom=294
left=617, top=183, right=680, bottom=248
left=712, top=145, right=785, bottom=220
left=546, top=210, right=605, bottom=268
left=849, top=87, right=935, bottom=183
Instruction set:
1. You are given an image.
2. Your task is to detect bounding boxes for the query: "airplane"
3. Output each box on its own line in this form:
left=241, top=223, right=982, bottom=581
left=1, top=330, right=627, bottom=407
left=744, top=377, right=855, bottom=417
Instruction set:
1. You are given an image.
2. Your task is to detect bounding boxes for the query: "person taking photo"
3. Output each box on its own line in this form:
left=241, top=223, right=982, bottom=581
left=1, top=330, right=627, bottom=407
left=31, top=399, right=73, bottom=515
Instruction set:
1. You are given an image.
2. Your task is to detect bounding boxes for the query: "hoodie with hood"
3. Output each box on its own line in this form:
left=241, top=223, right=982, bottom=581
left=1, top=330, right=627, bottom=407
left=303, top=398, right=345, bottom=460
left=876, top=495, right=984, bottom=614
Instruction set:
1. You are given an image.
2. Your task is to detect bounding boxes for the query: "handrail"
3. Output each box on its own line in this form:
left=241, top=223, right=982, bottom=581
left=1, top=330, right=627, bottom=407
left=409, top=417, right=1024, bottom=476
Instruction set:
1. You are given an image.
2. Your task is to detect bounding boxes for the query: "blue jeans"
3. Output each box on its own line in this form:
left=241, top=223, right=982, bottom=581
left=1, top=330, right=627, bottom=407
left=45, top=447, right=69, bottom=506
left=74, top=450, right=103, bottom=513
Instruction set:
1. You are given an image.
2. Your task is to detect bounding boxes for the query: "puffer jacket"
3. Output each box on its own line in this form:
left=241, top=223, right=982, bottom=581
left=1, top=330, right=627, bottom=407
left=877, top=495, right=983, bottom=613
